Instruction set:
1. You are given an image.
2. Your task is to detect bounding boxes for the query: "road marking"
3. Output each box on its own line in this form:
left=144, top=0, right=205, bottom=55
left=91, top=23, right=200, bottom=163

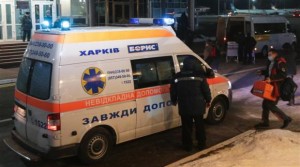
left=0, top=118, right=12, bottom=123
left=0, top=78, right=17, bottom=85
left=222, top=66, right=265, bottom=77
left=0, top=83, right=15, bottom=88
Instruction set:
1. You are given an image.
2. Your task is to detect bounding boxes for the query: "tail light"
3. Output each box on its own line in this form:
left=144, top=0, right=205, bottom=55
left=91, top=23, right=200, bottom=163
left=47, top=114, right=61, bottom=131
left=14, top=104, right=26, bottom=117
left=224, top=37, right=227, bottom=42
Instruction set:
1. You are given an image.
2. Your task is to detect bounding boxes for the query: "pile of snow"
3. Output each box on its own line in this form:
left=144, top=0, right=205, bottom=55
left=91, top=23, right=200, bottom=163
left=182, top=130, right=300, bottom=167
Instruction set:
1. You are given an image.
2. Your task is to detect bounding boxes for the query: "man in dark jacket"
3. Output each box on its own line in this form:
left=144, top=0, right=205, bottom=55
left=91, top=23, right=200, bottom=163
left=282, top=43, right=297, bottom=105
left=256, top=49, right=292, bottom=129
left=244, top=33, right=257, bottom=64
left=21, top=12, right=32, bottom=42
left=236, top=32, right=245, bottom=62
left=170, top=57, right=212, bottom=151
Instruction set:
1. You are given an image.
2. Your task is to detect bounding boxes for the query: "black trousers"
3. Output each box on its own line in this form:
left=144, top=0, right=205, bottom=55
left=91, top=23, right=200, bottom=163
left=238, top=46, right=244, bottom=61
left=262, top=99, right=289, bottom=123
left=243, top=50, right=253, bottom=63
left=23, top=30, right=31, bottom=42
left=180, top=114, right=206, bottom=148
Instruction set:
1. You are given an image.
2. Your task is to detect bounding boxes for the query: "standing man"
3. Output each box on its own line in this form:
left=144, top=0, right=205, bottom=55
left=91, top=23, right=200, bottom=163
left=21, top=12, right=32, bottom=42
left=176, top=12, right=189, bottom=42
left=170, top=57, right=212, bottom=151
left=236, top=32, right=245, bottom=63
left=244, top=33, right=256, bottom=64
left=255, top=49, right=292, bottom=129
left=282, top=43, right=297, bottom=105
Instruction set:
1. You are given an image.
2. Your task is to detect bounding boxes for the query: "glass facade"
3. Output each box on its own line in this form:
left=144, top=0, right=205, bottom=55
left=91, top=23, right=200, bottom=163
left=151, top=0, right=187, bottom=18
left=1, top=0, right=188, bottom=41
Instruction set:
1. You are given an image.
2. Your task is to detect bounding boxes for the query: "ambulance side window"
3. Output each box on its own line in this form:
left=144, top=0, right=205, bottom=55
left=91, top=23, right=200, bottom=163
left=131, top=56, right=175, bottom=89
left=177, top=55, right=206, bottom=73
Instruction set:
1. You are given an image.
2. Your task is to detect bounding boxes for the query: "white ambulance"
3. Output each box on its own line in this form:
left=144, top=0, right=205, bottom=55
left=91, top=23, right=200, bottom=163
left=4, top=25, right=232, bottom=164
left=217, top=14, right=297, bottom=56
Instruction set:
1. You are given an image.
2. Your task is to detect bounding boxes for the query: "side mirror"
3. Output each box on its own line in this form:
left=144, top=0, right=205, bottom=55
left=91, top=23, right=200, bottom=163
left=206, top=68, right=215, bottom=78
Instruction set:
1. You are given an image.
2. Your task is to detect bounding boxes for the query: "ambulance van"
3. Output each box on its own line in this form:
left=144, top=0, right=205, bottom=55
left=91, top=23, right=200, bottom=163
left=4, top=25, right=232, bottom=164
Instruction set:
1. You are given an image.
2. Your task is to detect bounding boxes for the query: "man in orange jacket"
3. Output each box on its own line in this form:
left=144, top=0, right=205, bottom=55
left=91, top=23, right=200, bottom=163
left=256, top=49, right=292, bottom=129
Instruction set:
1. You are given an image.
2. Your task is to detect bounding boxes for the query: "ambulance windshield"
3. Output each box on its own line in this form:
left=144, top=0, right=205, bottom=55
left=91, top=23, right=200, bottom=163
left=17, top=58, right=52, bottom=100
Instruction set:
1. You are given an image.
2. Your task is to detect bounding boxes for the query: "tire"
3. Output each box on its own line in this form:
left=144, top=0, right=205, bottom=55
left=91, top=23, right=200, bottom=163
left=78, top=127, right=113, bottom=164
left=261, top=46, right=268, bottom=57
left=206, top=97, right=227, bottom=124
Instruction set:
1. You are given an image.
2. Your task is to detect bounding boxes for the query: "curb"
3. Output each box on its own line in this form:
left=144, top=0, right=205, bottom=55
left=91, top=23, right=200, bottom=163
left=222, top=66, right=265, bottom=77
left=165, top=130, right=256, bottom=167
left=0, top=78, right=17, bottom=85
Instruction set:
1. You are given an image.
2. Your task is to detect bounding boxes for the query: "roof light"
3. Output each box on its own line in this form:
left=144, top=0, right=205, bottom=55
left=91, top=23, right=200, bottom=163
left=42, top=21, right=50, bottom=31
left=61, top=21, right=70, bottom=30
left=129, top=18, right=174, bottom=26
left=163, top=18, right=175, bottom=25
left=153, top=18, right=164, bottom=25
left=129, top=18, right=139, bottom=24
left=153, top=18, right=175, bottom=26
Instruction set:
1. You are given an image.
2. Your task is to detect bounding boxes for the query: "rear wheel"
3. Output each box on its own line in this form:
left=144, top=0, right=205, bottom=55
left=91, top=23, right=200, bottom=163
left=206, top=97, right=227, bottom=124
left=78, top=127, right=113, bottom=164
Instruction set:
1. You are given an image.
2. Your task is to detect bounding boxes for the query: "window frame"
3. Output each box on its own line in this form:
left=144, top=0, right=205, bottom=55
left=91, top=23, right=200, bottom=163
left=16, top=58, right=52, bottom=100
left=131, top=56, right=175, bottom=89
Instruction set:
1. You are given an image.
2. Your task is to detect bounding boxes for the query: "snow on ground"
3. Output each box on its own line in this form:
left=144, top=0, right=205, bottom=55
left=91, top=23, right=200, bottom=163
left=182, top=130, right=300, bottom=167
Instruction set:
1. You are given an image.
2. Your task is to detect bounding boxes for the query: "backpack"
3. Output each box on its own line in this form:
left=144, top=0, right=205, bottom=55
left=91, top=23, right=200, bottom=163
left=280, top=77, right=298, bottom=101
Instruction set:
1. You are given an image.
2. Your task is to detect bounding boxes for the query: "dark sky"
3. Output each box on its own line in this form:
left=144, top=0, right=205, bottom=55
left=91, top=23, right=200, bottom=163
left=196, top=0, right=300, bottom=14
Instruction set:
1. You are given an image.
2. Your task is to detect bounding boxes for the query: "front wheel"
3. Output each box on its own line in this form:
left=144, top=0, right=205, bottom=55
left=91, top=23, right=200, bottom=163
left=206, top=97, right=227, bottom=124
left=78, top=127, right=113, bottom=164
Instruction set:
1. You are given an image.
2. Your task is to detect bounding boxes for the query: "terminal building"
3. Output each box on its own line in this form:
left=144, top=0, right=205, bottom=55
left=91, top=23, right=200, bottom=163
left=0, top=0, right=188, bottom=42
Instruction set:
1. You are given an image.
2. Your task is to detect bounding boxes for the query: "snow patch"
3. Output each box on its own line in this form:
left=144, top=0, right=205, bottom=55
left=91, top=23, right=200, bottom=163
left=182, top=129, right=300, bottom=167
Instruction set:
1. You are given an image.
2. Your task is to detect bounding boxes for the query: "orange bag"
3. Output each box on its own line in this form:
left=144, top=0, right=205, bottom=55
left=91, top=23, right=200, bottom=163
left=251, top=81, right=277, bottom=101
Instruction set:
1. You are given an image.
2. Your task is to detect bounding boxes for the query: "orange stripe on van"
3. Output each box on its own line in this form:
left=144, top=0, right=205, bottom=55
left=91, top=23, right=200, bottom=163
left=31, top=29, right=174, bottom=43
left=14, top=77, right=227, bottom=113
left=15, top=90, right=60, bottom=113
left=63, top=29, right=175, bottom=43
left=207, top=77, right=228, bottom=85
left=60, top=92, right=136, bottom=112
left=32, top=33, right=65, bottom=43
left=135, top=85, right=170, bottom=99
left=14, top=90, right=27, bottom=103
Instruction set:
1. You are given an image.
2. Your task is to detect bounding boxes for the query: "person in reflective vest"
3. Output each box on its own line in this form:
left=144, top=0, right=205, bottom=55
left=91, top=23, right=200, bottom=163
left=170, top=57, right=212, bottom=151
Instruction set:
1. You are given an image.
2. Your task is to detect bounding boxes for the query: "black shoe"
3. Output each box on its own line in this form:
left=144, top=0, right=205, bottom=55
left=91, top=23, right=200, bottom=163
left=281, top=117, right=292, bottom=129
left=254, top=122, right=270, bottom=129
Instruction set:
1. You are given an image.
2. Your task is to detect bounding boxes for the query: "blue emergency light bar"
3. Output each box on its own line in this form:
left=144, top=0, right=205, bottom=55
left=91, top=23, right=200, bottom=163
left=130, top=18, right=175, bottom=26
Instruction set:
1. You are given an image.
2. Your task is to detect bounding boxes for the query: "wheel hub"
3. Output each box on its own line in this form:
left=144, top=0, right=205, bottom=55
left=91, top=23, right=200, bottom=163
left=88, top=136, right=107, bottom=159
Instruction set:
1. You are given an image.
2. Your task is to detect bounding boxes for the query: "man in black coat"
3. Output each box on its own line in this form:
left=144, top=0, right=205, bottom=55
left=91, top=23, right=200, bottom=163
left=244, top=33, right=257, bottom=64
left=170, top=57, right=212, bottom=151
left=21, top=12, right=32, bottom=42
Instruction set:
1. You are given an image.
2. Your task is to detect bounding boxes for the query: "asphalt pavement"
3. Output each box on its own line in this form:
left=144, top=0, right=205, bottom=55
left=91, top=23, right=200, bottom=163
left=0, top=58, right=299, bottom=167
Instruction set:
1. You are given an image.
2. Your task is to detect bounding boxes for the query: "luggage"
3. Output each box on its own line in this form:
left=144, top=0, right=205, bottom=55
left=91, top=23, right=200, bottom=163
left=251, top=81, right=277, bottom=101
left=280, top=77, right=298, bottom=101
